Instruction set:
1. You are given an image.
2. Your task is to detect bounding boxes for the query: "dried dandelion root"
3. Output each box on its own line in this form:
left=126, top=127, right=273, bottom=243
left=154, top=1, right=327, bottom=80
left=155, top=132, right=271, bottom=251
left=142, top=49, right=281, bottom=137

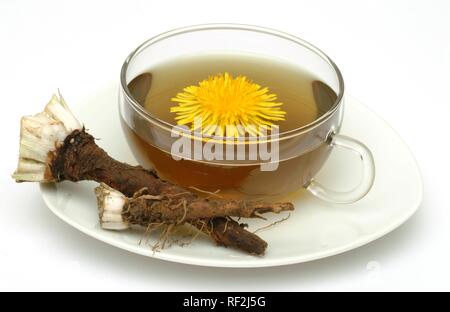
left=96, top=183, right=291, bottom=254
left=96, top=183, right=293, bottom=227
left=193, top=218, right=268, bottom=256
left=12, top=94, right=294, bottom=255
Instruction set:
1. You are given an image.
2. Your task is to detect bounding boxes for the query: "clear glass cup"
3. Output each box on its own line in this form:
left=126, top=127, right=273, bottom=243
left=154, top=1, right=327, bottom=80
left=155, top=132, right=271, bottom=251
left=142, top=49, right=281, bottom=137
left=119, top=24, right=375, bottom=203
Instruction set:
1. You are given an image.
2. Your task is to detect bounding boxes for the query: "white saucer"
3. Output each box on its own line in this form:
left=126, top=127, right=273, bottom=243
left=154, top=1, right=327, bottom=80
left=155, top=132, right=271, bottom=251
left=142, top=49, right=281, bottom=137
left=40, top=85, right=423, bottom=268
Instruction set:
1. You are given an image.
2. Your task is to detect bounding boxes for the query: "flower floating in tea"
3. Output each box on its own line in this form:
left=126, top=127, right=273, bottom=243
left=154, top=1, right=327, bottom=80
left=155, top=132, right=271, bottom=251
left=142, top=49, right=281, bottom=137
left=171, top=72, right=286, bottom=137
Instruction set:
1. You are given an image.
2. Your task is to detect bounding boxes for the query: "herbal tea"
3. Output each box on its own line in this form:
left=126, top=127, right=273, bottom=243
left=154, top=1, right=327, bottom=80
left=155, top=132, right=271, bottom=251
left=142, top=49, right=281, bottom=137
left=122, top=53, right=338, bottom=199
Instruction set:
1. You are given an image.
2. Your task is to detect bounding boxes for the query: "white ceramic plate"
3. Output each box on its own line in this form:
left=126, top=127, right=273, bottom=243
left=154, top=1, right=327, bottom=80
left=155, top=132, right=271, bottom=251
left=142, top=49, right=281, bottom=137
left=40, top=85, right=423, bottom=268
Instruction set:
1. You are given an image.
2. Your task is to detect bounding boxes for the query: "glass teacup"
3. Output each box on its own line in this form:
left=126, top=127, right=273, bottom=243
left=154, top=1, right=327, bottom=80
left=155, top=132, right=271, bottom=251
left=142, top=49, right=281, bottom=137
left=119, top=24, right=375, bottom=203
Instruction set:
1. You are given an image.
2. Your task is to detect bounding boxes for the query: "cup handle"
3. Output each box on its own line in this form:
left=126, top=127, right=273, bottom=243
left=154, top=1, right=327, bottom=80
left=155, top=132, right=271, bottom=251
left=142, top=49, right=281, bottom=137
left=306, top=133, right=375, bottom=204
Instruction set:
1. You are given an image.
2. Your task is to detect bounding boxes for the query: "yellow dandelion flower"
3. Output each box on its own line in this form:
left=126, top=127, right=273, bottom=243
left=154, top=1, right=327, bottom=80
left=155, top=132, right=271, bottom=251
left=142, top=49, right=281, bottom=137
left=170, top=72, right=286, bottom=137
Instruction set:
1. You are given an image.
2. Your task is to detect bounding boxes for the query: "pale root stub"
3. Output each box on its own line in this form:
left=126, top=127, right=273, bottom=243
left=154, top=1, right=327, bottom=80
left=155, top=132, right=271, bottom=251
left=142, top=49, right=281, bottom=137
left=95, top=183, right=130, bottom=231
left=13, top=93, right=82, bottom=182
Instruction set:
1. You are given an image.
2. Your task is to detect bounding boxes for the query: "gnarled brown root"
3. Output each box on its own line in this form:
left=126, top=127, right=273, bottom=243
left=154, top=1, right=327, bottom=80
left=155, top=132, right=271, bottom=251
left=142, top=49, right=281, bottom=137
left=13, top=94, right=296, bottom=255
left=46, top=127, right=289, bottom=254
left=95, top=183, right=291, bottom=255
left=193, top=218, right=268, bottom=256
left=96, top=183, right=293, bottom=225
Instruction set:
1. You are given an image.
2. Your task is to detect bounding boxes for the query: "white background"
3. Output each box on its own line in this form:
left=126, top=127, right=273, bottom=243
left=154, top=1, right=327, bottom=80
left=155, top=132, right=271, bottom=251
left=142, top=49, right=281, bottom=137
left=1, top=0, right=449, bottom=291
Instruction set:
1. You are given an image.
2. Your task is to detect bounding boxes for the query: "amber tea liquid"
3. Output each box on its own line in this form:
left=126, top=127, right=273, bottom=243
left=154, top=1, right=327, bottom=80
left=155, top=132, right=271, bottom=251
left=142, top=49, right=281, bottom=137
left=122, top=53, right=337, bottom=199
